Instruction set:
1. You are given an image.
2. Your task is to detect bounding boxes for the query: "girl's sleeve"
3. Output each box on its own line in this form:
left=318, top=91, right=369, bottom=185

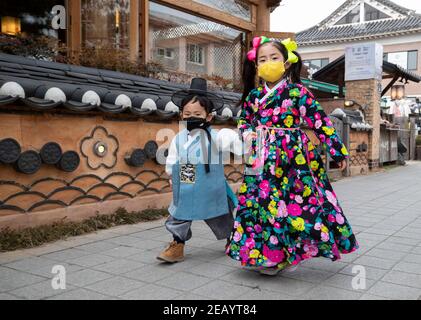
left=295, top=84, right=349, bottom=163
left=237, top=91, right=256, bottom=140
left=216, top=128, right=245, bottom=156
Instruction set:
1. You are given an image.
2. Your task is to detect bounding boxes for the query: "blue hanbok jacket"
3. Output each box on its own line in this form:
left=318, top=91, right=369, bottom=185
left=167, top=127, right=238, bottom=221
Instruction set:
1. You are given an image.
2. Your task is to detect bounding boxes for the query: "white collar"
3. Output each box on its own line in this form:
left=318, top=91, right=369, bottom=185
left=184, top=129, right=202, bottom=149
left=260, top=79, right=287, bottom=104
left=188, top=129, right=201, bottom=137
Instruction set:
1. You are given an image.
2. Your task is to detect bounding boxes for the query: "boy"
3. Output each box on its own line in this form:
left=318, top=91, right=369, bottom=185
left=157, top=78, right=241, bottom=263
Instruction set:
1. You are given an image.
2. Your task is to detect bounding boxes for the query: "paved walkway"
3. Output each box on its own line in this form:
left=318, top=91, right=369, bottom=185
left=1, top=162, right=421, bottom=300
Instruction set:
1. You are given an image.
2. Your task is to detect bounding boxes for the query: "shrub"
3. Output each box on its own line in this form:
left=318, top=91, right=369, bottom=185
left=0, top=207, right=169, bottom=252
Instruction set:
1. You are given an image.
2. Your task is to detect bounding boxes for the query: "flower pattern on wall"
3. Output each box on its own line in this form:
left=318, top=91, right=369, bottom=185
left=80, top=126, right=119, bottom=170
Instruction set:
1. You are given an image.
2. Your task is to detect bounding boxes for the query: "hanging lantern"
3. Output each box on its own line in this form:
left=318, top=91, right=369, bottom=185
left=391, top=85, right=405, bottom=101
left=1, top=16, right=21, bottom=36
left=397, top=85, right=405, bottom=100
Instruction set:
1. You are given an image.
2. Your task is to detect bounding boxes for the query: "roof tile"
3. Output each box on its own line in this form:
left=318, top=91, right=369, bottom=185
left=0, top=53, right=241, bottom=120
left=297, top=0, right=421, bottom=45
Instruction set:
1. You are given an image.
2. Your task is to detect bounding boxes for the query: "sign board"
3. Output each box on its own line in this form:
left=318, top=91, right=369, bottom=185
left=345, top=43, right=383, bottom=81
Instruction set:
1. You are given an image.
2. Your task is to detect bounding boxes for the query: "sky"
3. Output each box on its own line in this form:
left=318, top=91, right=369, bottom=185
left=270, top=0, right=421, bottom=33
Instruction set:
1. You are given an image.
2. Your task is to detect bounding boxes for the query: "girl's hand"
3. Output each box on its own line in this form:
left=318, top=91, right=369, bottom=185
left=338, top=160, right=347, bottom=171
left=243, top=131, right=257, bottom=143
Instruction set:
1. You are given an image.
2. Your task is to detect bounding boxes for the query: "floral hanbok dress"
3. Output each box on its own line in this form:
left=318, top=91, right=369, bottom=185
left=226, top=80, right=359, bottom=269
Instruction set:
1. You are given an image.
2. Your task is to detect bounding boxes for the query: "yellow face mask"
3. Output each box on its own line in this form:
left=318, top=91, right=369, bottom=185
left=257, top=61, right=287, bottom=83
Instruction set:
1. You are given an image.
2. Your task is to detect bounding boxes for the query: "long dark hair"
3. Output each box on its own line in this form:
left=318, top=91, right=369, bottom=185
left=239, top=40, right=303, bottom=106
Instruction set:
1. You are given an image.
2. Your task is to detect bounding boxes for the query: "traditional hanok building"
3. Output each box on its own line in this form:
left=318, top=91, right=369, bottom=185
left=0, top=1, right=284, bottom=229
left=1, top=0, right=282, bottom=88
left=296, top=0, right=421, bottom=100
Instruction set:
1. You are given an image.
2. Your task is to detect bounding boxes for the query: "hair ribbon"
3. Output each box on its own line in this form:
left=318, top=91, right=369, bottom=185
left=247, top=36, right=299, bottom=64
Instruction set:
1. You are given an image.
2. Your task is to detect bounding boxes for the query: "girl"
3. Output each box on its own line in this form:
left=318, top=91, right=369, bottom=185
left=157, top=77, right=239, bottom=263
left=226, top=37, right=359, bottom=275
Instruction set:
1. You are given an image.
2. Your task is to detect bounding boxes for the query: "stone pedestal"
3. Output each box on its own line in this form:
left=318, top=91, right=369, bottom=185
left=345, top=79, right=382, bottom=170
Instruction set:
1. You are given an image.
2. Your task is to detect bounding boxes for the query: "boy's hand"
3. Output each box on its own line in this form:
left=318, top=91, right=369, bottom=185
left=338, top=160, right=347, bottom=171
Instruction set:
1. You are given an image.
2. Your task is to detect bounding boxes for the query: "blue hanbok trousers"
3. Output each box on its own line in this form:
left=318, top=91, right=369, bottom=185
left=165, top=213, right=234, bottom=242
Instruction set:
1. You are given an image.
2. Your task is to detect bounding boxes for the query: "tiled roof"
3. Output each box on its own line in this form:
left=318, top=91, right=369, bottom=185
left=0, top=53, right=241, bottom=122
left=296, top=0, right=421, bottom=45
left=297, top=16, right=421, bottom=45
left=371, top=0, right=415, bottom=15
left=317, top=0, right=415, bottom=27
left=331, top=108, right=373, bottom=131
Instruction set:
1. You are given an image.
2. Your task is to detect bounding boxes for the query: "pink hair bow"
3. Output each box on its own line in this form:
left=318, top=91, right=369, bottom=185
left=247, top=36, right=299, bottom=64
left=247, top=36, right=270, bottom=61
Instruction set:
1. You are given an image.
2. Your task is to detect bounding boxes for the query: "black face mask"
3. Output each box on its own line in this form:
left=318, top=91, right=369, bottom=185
left=183, top=116, right=212, bottom=174
left=184, top=117, right=210, bottom=132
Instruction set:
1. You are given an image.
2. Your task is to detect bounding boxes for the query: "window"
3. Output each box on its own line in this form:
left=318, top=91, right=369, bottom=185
left=187, top=44, right=204, bottom=64
left=157, top=48, right=165, bottom=57
left=365, top=4, right=390, bottom=21
left=408, top=51, right=418, bottom=70
left=149, top=1, right=244, bottom=84
left=82, top=0, right=130, bottom=49
left=304, top=58, right=329, bottom=76
left=192, top=0, right=251, bottom=21
left=336, top=6, right=360, bottom=25
left=384, top=51, right=418, bottom=71
left=157, top=48, right=174, bottom=59
left=166, top=49, right=175, bottom=59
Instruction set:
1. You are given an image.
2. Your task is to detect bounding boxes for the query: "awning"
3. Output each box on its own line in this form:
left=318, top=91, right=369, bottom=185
left=301, top=78, right=346, bottom=96
left=312, top=55, right=421, bottom=97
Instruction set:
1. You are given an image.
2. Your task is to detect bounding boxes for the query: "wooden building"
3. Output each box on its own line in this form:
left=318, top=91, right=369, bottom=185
left=1, top=0, right=282, bottom=87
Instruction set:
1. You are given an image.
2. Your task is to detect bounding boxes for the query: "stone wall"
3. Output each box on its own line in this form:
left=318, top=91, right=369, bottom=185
left=0, top=110, right=243, bottom=230
left=318, top=98, right=345, bottom=115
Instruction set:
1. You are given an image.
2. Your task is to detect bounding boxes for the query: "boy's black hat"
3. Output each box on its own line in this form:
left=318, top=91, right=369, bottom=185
left=171, top=78, right=224, bottom=110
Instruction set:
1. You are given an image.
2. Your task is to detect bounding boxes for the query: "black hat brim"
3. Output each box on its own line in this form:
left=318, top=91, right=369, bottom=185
left=171, top=89, right=224, bottom=111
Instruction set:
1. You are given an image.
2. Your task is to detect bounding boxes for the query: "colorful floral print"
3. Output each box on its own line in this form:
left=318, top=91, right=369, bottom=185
left=226, top=81, right=359, bottom=269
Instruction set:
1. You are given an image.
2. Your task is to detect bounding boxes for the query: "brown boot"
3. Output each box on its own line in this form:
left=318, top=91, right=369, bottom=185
left=157, top=241, right=185, bottom=263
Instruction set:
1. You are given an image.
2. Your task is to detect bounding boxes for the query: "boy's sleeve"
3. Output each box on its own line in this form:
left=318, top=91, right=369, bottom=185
left=296, top=84, right=349, bottom=163
left=237, top=91, right=256, bottom=140
left=165, top=137, right=178, bottom=176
